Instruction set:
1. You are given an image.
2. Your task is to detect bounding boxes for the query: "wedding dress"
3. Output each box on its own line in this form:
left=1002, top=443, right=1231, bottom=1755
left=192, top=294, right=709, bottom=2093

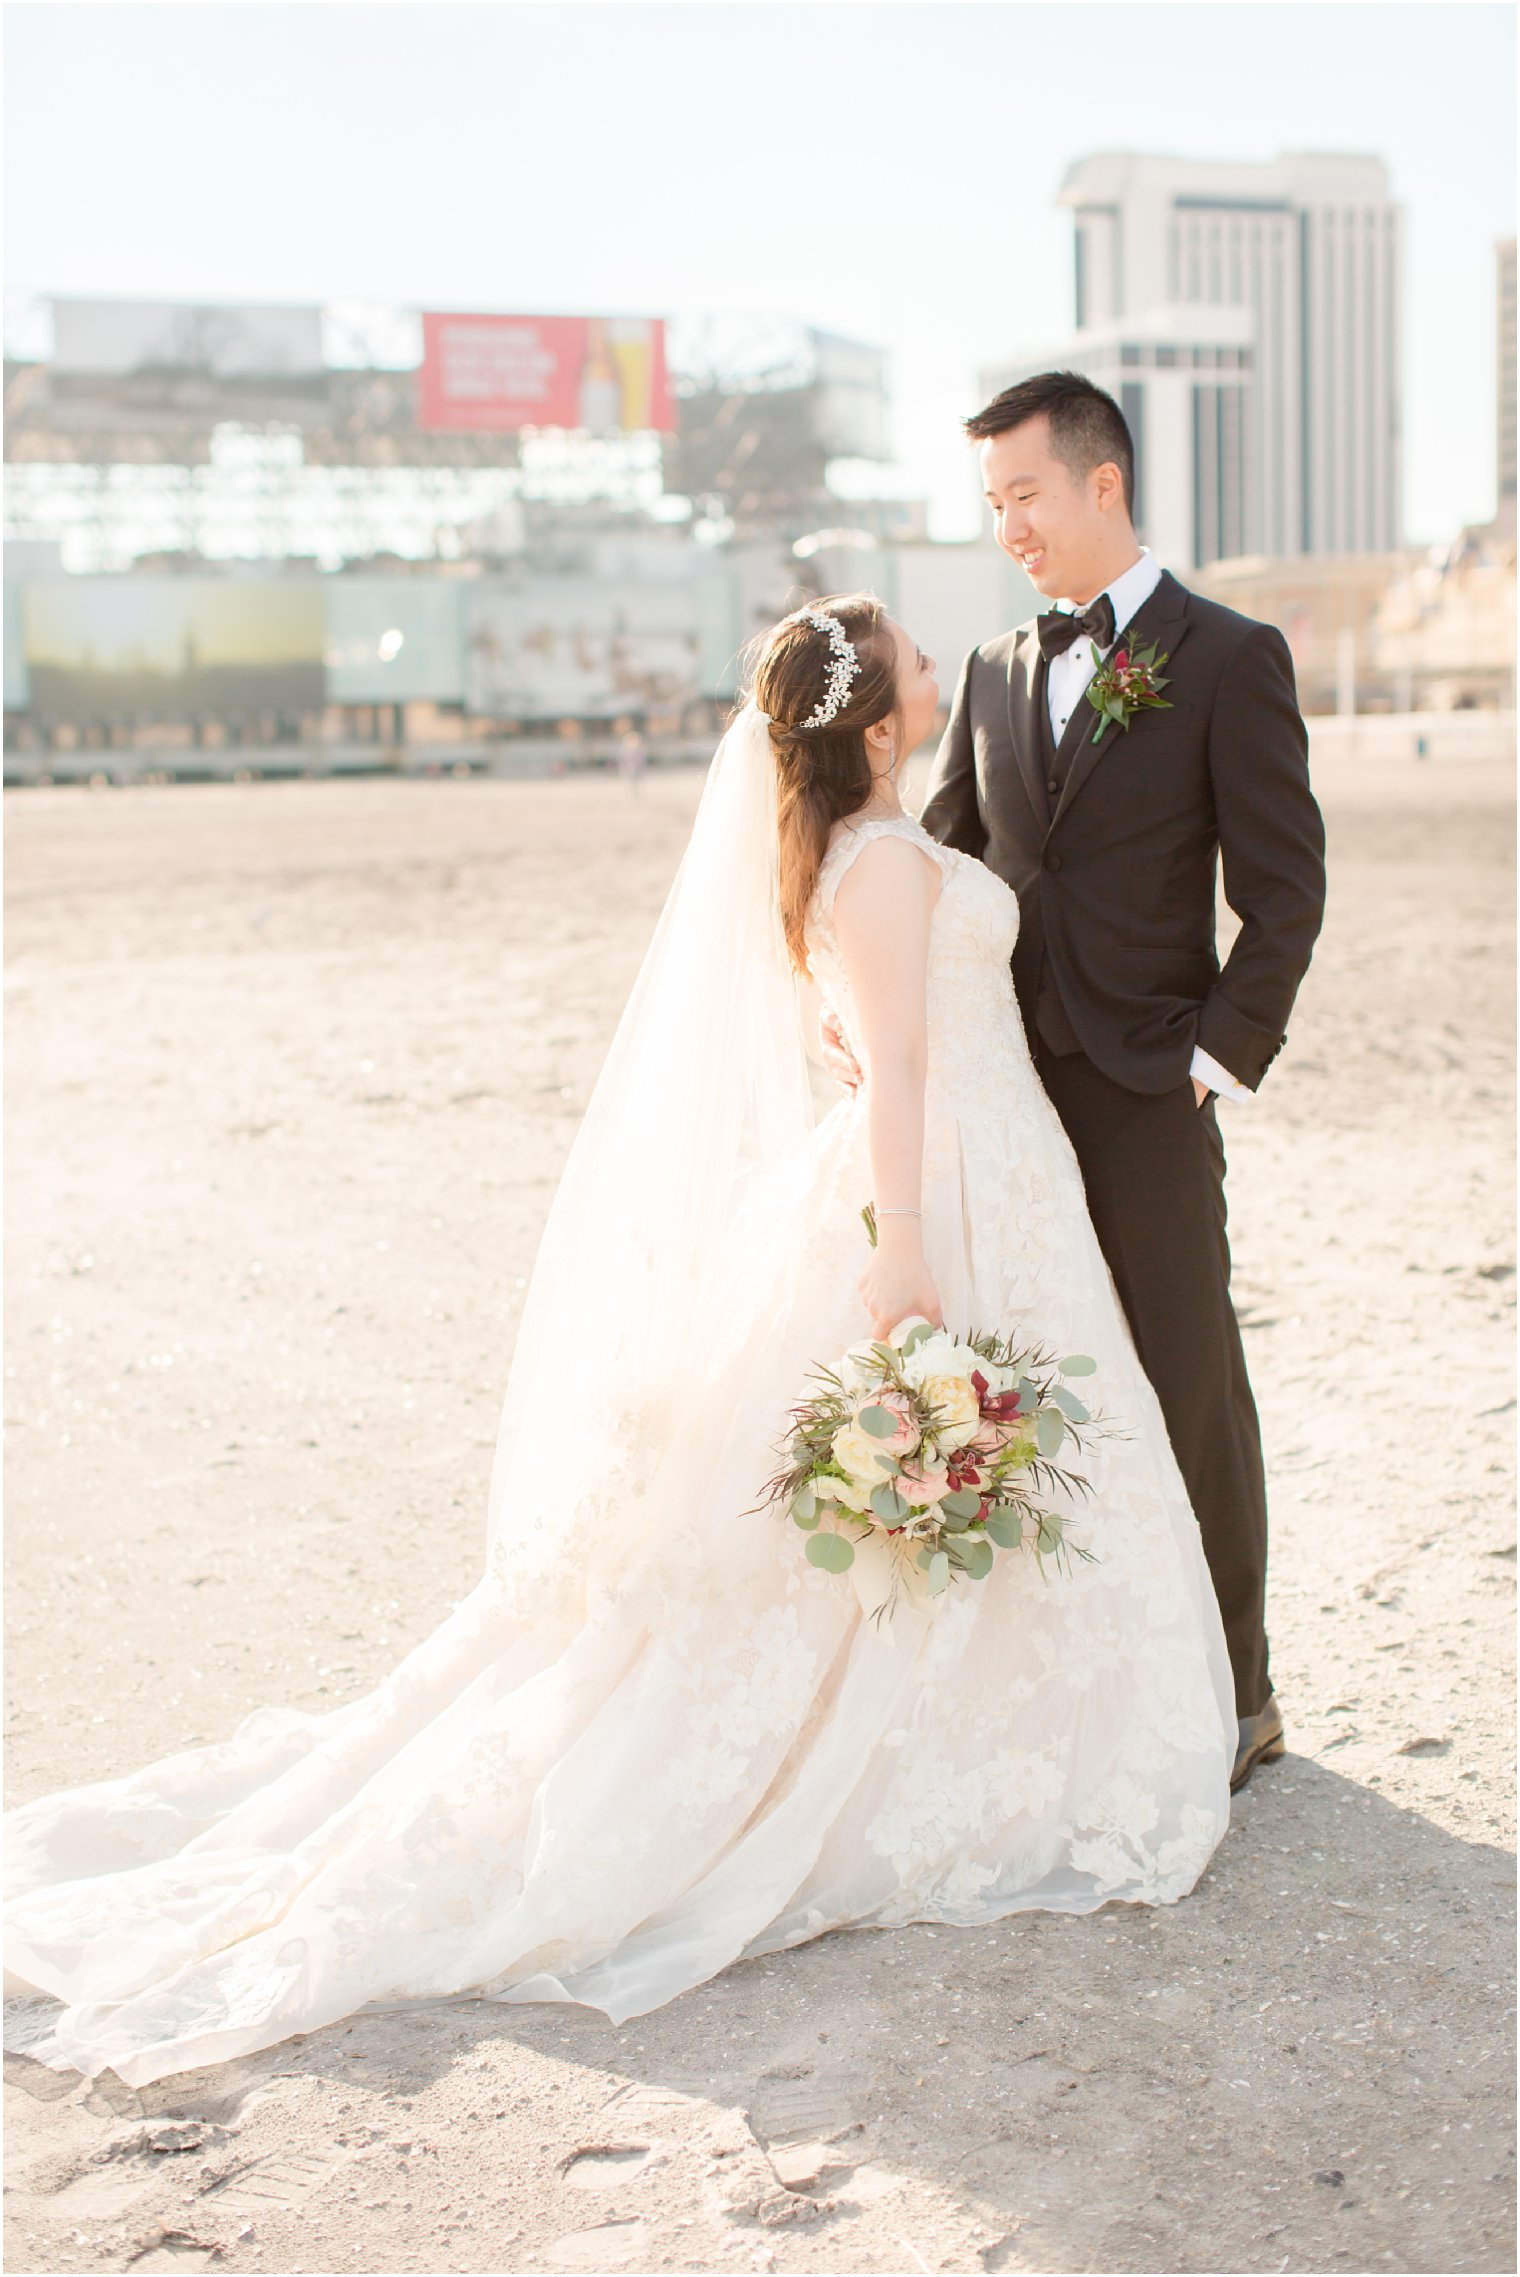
left=5, top=708, right=1234, bottom=2088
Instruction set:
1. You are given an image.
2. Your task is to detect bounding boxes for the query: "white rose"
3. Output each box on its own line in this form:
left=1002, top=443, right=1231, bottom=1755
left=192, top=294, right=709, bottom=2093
left=836, top=1341, right=884, bottom=1397
left=921, top=1372, right=981, bottom=1450
left=900, top=1331, right=980, bottom=1392
left=959, top=1345, right=1013, bottom=1392
left=832, top=1422, right=895, bottom=1484
left=828, top=1471, right=876, bottom=1514
left=897, top=1331, right=949, bottom=1389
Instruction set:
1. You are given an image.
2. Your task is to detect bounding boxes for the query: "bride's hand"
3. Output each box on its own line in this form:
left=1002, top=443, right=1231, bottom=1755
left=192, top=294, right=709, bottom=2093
left=858, top=1223, right=943, bottom=1341
left=820, top=1009, right=864, bottom=1095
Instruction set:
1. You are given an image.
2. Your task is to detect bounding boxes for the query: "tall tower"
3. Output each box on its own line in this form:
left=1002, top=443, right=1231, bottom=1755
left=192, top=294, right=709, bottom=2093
left=1059, top=151, right=1403, bottom=559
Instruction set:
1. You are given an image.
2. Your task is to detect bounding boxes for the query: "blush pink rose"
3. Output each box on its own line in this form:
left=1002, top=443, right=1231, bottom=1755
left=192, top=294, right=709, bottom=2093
left=898, top=1463, right=951, bottom=1507
left=854, top=1389, right=921, bottom=1460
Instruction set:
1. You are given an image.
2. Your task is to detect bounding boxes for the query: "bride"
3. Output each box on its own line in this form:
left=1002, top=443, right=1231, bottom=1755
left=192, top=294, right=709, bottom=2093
left=5, top=596, right=1235, bottom=2088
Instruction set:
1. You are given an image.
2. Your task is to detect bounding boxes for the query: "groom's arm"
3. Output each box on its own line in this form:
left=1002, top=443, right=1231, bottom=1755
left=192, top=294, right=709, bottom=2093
left=1198, top=624, right=1327, bottom=1091
left=918, top=650, right=988, bottom=858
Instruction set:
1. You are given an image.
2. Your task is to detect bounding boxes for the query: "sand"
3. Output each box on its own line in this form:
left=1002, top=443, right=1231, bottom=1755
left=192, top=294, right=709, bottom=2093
left=4, top=737, right=1515, bottom=2276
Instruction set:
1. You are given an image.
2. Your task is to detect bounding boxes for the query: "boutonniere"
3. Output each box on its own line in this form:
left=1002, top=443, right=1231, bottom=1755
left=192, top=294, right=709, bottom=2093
left=1084, top=638, right=1172, bottom=744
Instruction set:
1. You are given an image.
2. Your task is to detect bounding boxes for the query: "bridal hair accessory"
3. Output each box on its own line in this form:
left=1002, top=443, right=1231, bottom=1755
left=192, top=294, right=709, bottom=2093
left=759, top=1314, right=1106, bottom=1625
left=794, top=607, right=862, bottom=729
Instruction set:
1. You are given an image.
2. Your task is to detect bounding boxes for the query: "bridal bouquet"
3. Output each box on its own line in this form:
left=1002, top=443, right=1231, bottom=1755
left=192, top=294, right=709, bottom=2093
left=762, top=1315, right=1102, bottom=1623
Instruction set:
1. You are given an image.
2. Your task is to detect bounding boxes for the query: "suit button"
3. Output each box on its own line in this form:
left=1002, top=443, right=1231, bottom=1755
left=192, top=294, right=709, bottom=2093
left=1047, top=778, right=1060, bottom=795
left=1044, top=852, right=1062, bottom=873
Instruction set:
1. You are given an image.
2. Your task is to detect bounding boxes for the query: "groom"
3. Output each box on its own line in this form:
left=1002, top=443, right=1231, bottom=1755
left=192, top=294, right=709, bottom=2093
left=913, top=372, right=1322, bottom=1789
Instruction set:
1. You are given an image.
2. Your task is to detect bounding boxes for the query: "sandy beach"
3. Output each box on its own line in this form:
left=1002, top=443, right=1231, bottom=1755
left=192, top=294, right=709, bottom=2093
left=4, top=737, right=1515, bottom=2276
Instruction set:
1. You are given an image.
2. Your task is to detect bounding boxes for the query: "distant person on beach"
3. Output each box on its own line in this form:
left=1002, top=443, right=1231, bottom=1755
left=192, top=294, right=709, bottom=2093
left=617, top=726, right=649, bottom=793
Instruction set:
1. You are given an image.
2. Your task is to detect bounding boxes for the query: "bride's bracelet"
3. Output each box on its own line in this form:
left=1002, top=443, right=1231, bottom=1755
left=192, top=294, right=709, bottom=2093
left=874, top=1206, right=922, bottom=1220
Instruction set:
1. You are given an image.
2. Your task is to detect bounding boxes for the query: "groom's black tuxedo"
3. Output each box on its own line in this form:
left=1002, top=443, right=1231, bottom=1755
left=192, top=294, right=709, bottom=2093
left=920, top=568, right=1326, bottom=1097
left=921, top=568, right=1326, bottom=1718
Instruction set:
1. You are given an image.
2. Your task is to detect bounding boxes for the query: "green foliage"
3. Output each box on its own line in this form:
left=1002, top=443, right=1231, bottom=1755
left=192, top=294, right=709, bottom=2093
left=939, top=1488, right=982, bottom=1523
left=953, top=1538, right=995, bottom=1581
left=1036, top=1407, right=1068, bottom=1458
left=806, top=1530, right=856, bottom=1574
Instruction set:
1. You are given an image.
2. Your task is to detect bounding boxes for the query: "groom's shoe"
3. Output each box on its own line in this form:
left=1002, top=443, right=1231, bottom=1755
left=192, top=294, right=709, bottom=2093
left=1231, top=1694, right=1286, bottom=1793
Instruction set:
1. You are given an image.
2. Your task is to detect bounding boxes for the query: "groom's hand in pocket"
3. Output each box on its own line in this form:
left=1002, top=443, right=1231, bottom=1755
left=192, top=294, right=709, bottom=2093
left=1192, top=1076, right=1212, bottom=1110
left=821, top=1009, right=864, bottom=1094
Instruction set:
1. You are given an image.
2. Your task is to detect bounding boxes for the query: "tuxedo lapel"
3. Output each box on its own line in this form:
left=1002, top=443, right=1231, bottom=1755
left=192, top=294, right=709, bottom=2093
left=1005, top=629, right=1053, bottom=831
left=1049, top=571, right=1194, bottom=832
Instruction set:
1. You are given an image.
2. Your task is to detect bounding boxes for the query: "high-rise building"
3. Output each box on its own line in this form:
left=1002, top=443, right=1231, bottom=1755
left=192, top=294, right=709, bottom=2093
left=1498, top=239, right=1517, bottom=510
left=1055, top=150, right=1403, bottom=560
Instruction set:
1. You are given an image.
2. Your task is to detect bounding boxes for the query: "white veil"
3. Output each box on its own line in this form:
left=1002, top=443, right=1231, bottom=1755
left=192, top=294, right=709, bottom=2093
left=484, top=702, right=816, bottom=1588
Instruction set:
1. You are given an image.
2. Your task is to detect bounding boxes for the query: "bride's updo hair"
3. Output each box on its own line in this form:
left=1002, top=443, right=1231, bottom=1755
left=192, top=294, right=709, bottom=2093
left=750, top=592, right=901, bottom=974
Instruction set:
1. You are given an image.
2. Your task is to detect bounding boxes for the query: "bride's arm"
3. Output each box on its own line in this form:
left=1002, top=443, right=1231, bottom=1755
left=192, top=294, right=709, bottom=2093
left=832, top=838, right=944, bottom=1336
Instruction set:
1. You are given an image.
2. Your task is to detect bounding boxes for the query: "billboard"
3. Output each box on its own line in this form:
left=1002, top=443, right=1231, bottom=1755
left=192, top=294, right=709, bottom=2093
left=465, top=578, right=697, bottom=718
left=23, top=579, right=325, bottom=722
left=52, top=300, right=324, bottom=378
left=420, top=313, right=673, bottom=434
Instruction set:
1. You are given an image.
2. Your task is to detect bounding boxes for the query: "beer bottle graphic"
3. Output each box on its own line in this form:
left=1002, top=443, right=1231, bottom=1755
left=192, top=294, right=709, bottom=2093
left=609, top=319, right=654, bottom=430
left=578, top=319, right=621, bottom=433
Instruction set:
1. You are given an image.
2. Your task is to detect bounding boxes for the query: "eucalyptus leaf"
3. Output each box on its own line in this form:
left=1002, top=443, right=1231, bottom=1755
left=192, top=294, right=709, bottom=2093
left=1036, top=1407, right=1067, bottom=1458
left=1016, top=1377, right=1042, bottom=1412
left=939, top=1488, right=982, bottom=1522
left=791, top=1501, right=822, bottom=1533
left=806, top=1530, right=856, bottom=1574
left=1049, top=1386, right=1090, bottom=1424
left=926, top=1550, right=951, bottom=1596
left=957, top=1539, right=995, bottom=1581
left=899, top=1319, right=935, bottom=1355
left=791, top=1484, right=818, bottom=1522
left=869, top=1483, right=910, bottom=1523
left=859, top=1404, right=899, bottom=1439
left=984, top=1507, right=1023, bottom=1549
left=1057, top=1354, right=1097, bottom=1377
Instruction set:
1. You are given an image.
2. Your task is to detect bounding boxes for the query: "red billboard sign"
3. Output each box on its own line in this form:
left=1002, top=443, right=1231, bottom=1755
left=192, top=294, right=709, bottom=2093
left=419, top=313, right=673, bottom=434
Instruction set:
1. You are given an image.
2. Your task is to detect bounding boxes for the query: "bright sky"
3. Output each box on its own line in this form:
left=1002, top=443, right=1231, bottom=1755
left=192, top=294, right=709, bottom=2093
left=5, top=0, right=1515, bottom=547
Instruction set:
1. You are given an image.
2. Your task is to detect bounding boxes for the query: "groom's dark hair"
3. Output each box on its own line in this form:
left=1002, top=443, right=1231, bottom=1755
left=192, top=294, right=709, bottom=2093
left=964, top=372, right=1135, bottom=517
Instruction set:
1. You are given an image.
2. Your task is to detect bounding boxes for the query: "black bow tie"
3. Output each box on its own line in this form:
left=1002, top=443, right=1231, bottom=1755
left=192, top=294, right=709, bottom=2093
left=1037, top=592, right=1117, bottom=661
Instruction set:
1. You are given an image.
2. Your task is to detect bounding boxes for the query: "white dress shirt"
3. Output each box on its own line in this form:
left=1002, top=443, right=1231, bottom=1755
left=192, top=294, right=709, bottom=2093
left=1045, top=548, right=1250, bottom=1106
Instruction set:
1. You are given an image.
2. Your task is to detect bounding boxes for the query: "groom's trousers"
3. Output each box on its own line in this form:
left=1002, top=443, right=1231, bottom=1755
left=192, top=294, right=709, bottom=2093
left=1033, top=1042, right=1271, bottom=1719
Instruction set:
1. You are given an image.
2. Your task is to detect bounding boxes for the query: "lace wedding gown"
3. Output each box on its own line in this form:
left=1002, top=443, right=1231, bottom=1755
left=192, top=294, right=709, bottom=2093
left=6, top=810, right=1234, bottom=2087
